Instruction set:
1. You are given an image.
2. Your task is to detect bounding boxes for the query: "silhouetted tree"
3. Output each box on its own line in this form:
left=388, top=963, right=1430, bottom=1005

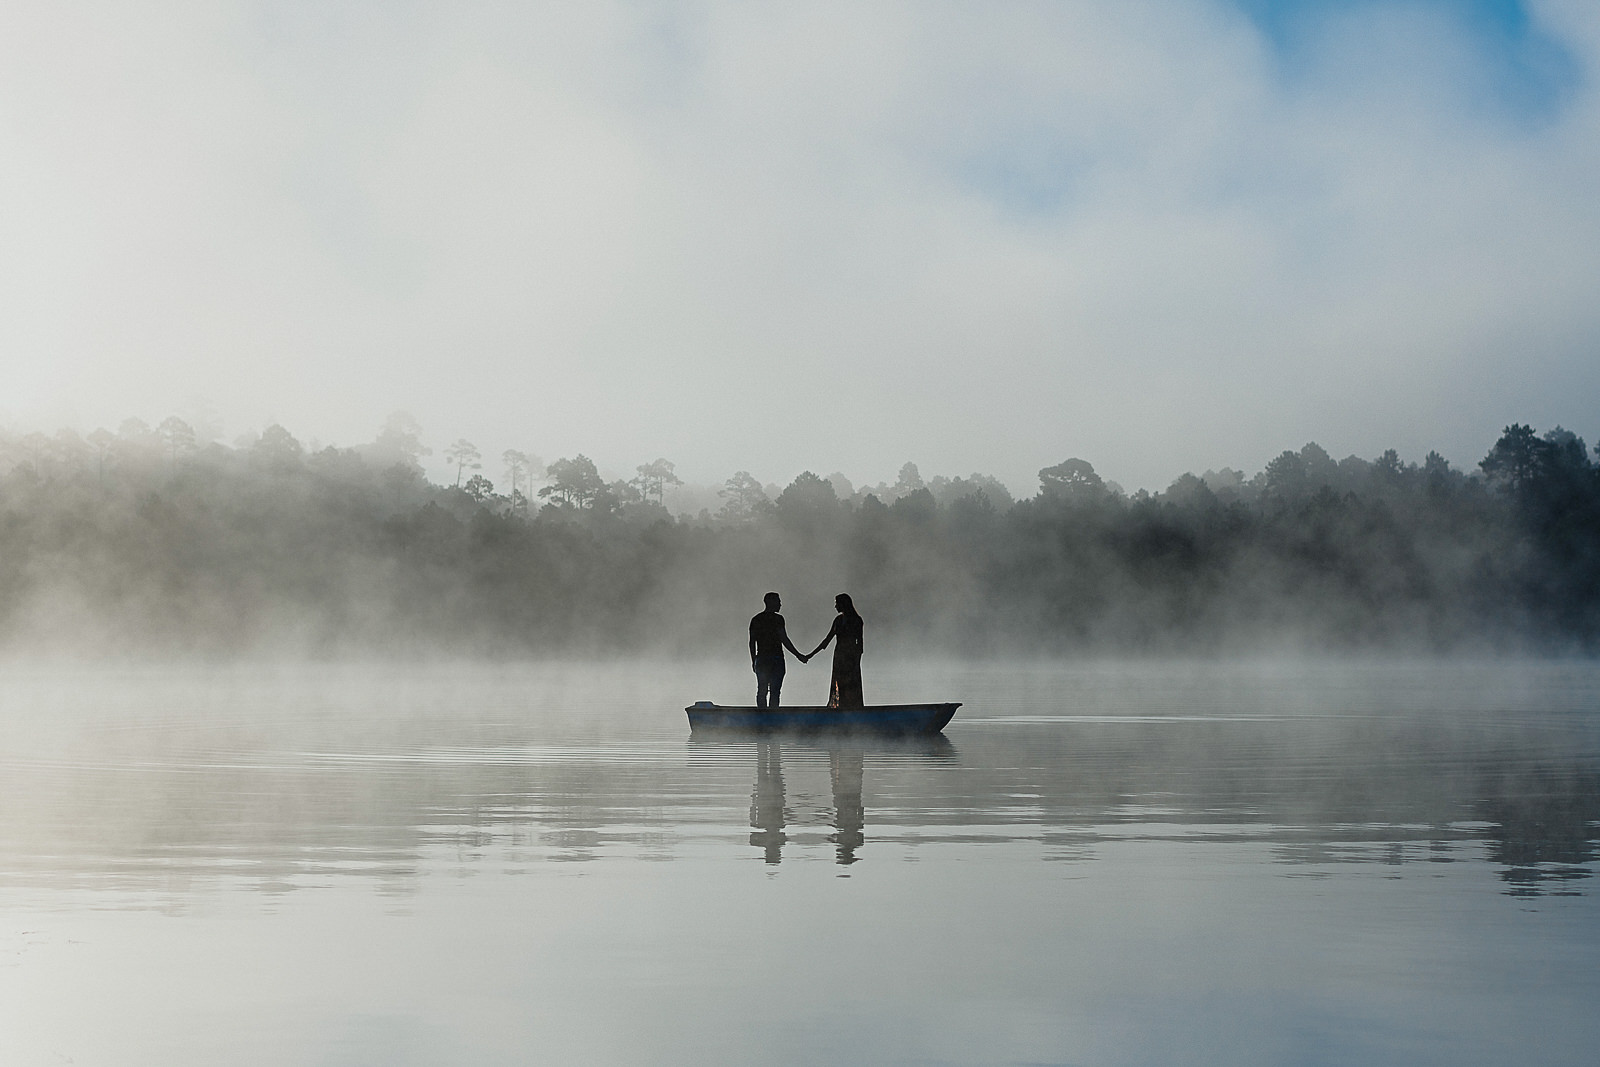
left=777, top=471, right=839, bottom=515
left=157, top=417, right=197, bottom=472
left=1038, top=458, right=1105, bottom=502
left=445, top=439, right=482, bottom=488
left=540, top=455, right=606, bottom=508
left=1423, top=451, right=1458, bottom=498
left=1374, top=448, right=1406, bottom=486
left=1263, top=449, right=1308, bottom=499
left=1165, top=472, right=1217, bottom=509
left=1541, top=427, right=1590, bottom=483
left=718, top=471, right=772, bottom=522
left=610, top=478, right=643, bottom=507
left=46, top=429, right=89, bottom=480
left=19, top=432, right=49, bottom=478
left=502, top=450, right=535, bottom=511
left=1481, top=424, right=1545, bottom=494
left=633, top=458, right=683, bottom=506
left=1300, top=442, right=1339, bottom=488
left=893, top=462, right=924, bottom=499
left=367, top=412, right=430, bottom=472
left=87, top=428, right=115, bottom=485
left=253, top=424, right=304, bottom=472
left=890, top=486, right=936, bottom=521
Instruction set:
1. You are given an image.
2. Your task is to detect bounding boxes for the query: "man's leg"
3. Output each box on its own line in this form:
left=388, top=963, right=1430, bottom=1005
left=755, top=659, right=784, bottom=708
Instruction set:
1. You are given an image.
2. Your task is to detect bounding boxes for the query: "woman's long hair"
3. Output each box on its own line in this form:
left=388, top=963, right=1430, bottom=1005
left=835, top=592, right=860, bottom=619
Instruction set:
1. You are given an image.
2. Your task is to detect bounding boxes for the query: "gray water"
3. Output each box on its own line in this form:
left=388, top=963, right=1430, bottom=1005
left=1, top=659, right=1597, bottom=1066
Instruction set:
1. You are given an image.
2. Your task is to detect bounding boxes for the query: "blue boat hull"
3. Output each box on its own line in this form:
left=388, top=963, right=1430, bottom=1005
left=685, top=702, right=960, bottom=734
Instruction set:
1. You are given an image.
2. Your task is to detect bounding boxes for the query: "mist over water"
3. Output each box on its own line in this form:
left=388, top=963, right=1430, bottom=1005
left=2, top=659, right=1596, bottom=1065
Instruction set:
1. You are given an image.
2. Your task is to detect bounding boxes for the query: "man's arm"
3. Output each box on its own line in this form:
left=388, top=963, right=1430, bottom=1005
left=749, top=622, right=758, bottom=668
left=780, top=620, right=807, bottom=661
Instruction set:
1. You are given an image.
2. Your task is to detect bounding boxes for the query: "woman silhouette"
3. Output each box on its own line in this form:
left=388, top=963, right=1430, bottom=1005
left=807, top=593, right=865, bottom=709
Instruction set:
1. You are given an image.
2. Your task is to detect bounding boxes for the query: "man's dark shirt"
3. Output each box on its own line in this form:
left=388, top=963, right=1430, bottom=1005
left=750, top=611, right=788, bottom=660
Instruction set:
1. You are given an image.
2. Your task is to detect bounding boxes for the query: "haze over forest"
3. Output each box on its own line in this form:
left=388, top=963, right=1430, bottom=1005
left=1, top=414, right=1595, bottom=657
left=5, top=5, right=1600, bottom=657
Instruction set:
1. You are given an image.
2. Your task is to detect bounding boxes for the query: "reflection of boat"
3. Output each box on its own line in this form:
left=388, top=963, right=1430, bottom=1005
left=686, top=702, right=960, bottom=734
left=687, top=732, right=957, bottom=760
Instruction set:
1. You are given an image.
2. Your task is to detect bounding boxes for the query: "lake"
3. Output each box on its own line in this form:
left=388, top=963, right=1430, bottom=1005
left=1, top=659, right=1597, bottom=1066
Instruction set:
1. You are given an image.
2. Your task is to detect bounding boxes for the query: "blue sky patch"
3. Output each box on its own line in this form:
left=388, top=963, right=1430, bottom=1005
left=1232, top=0, right=1581, bottom=122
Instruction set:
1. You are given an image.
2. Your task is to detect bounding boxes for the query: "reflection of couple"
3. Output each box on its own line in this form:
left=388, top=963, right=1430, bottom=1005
left=748, top=592, right=865, bottom=709
left=749, top=740, right=864, bottom=865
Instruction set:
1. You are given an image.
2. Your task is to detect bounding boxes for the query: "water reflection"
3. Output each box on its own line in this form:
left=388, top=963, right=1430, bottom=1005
left=722, top=721, right=1600, bottom=889
left=0, top=664, right=1595, bottom=900
left=746, top=740, right=928, bottom=865
left=746, top=742, right=870, bottom=866
left=829, top=748, right=864, bottom=865
left=3, top=663, right=1596, bottom=1067
left=749, top=741, right=786, bottom=863
left=1479, top=762, right=1600, bottom=897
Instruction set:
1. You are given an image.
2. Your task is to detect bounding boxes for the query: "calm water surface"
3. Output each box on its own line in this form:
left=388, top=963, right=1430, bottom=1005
left=1, top=659, right=1597, bottom=1066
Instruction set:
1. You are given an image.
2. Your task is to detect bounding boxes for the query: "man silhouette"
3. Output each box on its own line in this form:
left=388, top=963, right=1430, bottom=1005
left=749, top=592, right=807, bottom=708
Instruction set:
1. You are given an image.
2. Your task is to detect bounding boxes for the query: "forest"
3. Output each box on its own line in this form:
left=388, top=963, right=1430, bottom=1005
left=0, top=415, right=1596, bottom=656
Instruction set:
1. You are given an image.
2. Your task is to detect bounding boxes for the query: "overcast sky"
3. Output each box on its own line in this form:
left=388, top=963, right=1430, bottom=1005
left=4, top=0, right=1598, bottom=494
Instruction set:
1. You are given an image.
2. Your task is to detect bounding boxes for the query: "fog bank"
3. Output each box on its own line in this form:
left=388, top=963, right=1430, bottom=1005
left=1, top=419, right=1595, bottom=658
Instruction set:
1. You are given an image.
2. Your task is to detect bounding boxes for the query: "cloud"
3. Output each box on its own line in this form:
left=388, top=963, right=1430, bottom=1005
left=2, top=0, right=1598, bottom=492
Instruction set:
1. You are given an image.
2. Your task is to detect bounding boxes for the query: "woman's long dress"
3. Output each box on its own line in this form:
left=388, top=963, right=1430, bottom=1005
left=827, top=614, right=865, bottom=709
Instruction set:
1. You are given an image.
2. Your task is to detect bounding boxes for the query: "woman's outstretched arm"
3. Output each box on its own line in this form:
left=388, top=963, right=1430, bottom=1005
left=806, top=617, right=840, bottom=659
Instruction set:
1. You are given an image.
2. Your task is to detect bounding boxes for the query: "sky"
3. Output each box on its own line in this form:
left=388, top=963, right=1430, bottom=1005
left=3, top=0, right=1598, bottom=495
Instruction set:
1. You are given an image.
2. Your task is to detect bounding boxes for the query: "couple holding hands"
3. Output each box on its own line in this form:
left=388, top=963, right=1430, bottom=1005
left=748, top=592, right=865, bottom=710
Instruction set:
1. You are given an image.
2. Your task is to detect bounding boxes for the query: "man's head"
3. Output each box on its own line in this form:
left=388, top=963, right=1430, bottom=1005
left=763, top=592, right=781, bottom=611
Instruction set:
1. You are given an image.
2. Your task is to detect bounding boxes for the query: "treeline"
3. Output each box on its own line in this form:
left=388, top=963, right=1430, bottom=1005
left=0, top=416, right=1596, bottom=655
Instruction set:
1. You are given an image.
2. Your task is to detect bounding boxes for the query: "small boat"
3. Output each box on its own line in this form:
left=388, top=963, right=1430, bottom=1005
left=685, top=701, right=960, bottom=735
